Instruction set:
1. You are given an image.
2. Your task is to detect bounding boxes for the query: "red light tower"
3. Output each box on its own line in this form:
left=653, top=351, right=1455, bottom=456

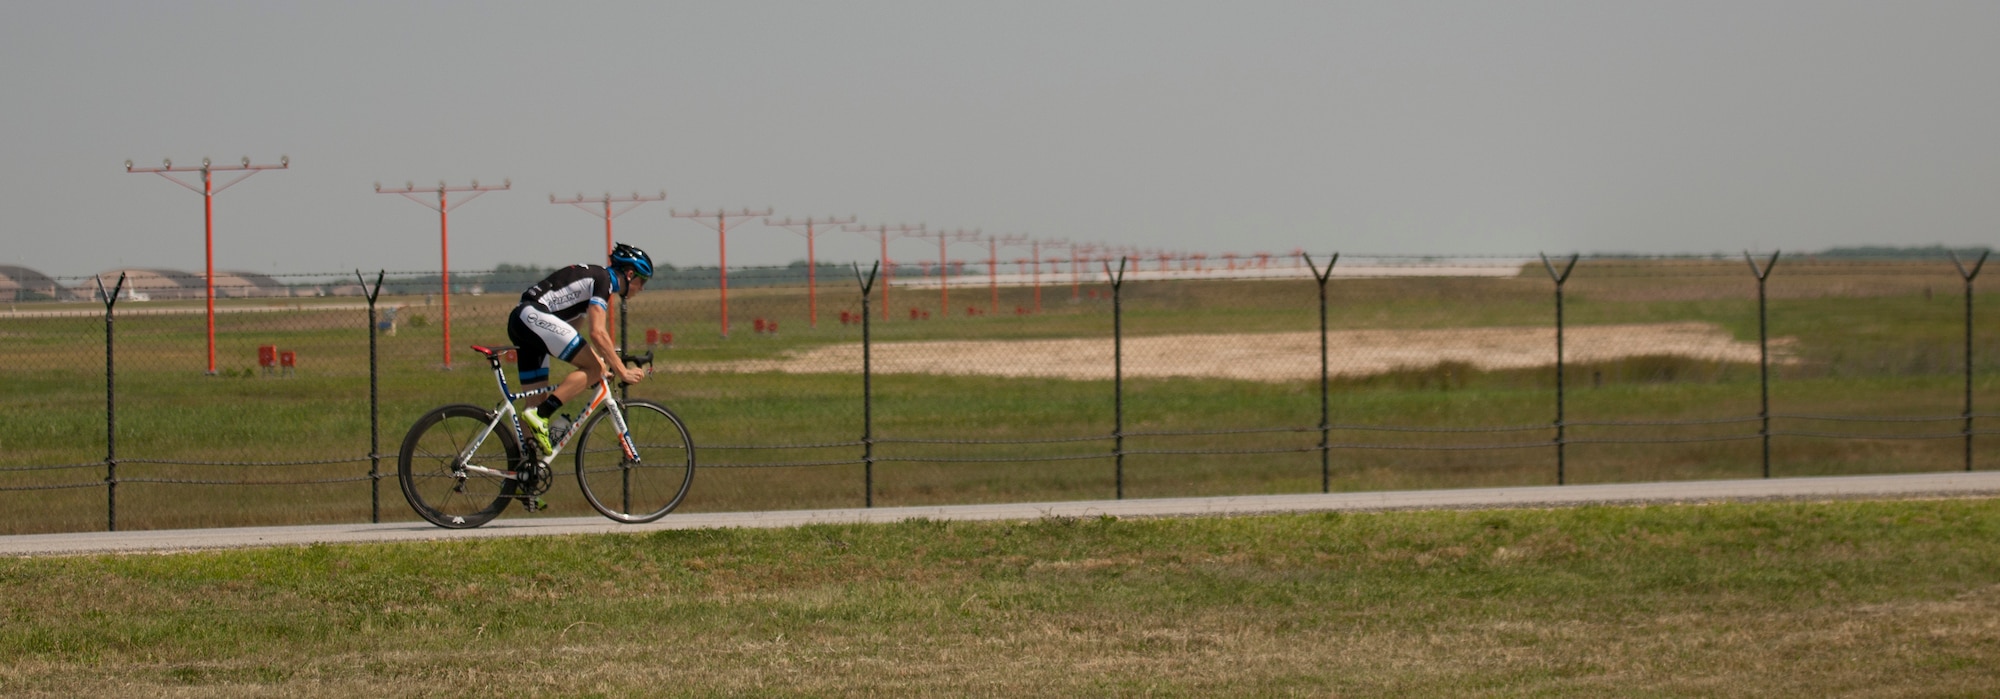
left=844, top=223, right=925, bottom=320
left=376, top=178, right=511, bottom=369
left=765, top=215, right=858, bottom=328
left=984, top=234, right=1031, bottom=315
left=125, top=155, right=289, bottom=375
left=671, top=206, right=774, bottom=337
left=1054, top=241, right=1101, bottom=301
left=552, top=190, right=666, bottom=348
left=552, top=190, right=666, bottom=260
left=1027, top=238, right=1060, bottom=312
left=908, top=228, right=982, bottom=317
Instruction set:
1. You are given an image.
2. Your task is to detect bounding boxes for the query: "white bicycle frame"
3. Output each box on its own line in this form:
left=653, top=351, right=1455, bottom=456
left=456, top=348, right=639, bottom=483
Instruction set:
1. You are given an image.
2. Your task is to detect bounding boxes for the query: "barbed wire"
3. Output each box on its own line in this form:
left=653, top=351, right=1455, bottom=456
left=1768, top=413, right=1967, bottom=424
left=115, top=476, right=375, bottom=486
left=1123, top=446, right=1321, bottom=456
left=1564, top=435, right=1766, bottom=445
left=1122, top=426, right=1317, bottom=438
left=876, top=434, right=1115, bottom=446
left=1767, top=430, right=1964, bottom=441
left=116, top=457, right=372, bottom=467
left=1320, top=440, right=1558, bottom=452
left=1565, top=416, right=1764, bottom=427
left=1327, top=423, right=1554, bottom=434
left=875, top=453, right=1115, bottom=464
left=0, top=463, right=104, bottom=473
left=0, top=482, right=107, bottom=492
left=697, top=441, right=866, bottom=451
left=696, top=459, right=866, bottom=469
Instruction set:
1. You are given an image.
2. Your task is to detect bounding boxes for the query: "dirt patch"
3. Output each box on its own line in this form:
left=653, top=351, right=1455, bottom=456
left=674, top=322, right=1790, bottom=383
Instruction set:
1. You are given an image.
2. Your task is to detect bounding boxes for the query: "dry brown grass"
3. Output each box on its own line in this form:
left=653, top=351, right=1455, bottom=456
left=680, top=321, right=1789, bottom=383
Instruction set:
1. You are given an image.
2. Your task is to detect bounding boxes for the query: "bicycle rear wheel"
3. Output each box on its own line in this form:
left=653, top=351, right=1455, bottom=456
left=399, top=403, right=521, bottom=529
left=574, top=399, right=695, bottom=523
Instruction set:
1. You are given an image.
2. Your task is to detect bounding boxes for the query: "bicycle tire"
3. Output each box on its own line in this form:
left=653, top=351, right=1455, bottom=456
left=574, top=399, right=695, bottom=523
left=399, top=403, right=522, bottom=529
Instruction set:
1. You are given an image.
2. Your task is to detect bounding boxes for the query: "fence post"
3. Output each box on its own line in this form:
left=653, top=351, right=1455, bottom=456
left=96, top=273, right=126, bottom=532
left=854, top=262, right=879, bottom=507
left=1304, top=252, right=1338, bottom=493
left=359, top=270, right=386, bottom=522
left=1951, top=251, right=1988, bottom=472
left=1541, top=253, right=1578, bottom=485
left=1106, top=257, right=1128, bottom=499
left=1746, top=251, right=1780, bottom=478
left=619, top=293, right=630, bottom=403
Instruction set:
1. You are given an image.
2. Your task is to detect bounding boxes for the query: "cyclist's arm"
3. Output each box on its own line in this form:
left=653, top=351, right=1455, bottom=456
left=584, top=304, right=645, bottom=384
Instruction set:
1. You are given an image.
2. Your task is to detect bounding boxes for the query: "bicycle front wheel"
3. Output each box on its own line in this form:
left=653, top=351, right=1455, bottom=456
left=574, top=399, right=695, bottom=523
left=399, top=403, right=521, bottom=529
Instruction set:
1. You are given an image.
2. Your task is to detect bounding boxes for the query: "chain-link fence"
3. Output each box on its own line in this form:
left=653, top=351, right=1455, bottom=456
left=3, top=253, right=1995, bottom=534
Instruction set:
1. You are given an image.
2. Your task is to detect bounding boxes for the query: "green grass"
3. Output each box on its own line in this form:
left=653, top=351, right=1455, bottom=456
left=3, top=497, right=1999, bottom=695
left=5, top=263, right=2000, bottom=533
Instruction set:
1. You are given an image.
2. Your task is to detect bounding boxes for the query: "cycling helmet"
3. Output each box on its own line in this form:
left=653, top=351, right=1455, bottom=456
left=609, top=242, right=654, bottom=280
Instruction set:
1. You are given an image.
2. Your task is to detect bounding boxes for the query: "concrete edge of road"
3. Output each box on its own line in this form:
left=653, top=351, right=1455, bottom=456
left=6, top=471, right=2000, bottom=557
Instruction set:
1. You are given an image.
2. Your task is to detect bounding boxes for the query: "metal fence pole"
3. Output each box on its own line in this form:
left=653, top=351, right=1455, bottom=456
left=619, top=294, right=630, bottom=404
left=1746, top=251, right=1780, bottom=478
left=1951, top=251, right=1988, bottom=472
left=96, top=273, right=126, bottom=532
left=1304, top=253, right=1338, bottom=493
left=1107, top=258, right=1128, bottom=499
left=1541, top=253, right=1578, bottom=485
left=359, top=270, right=385, bottom=522
left=855, top=263, right=879, bottom=507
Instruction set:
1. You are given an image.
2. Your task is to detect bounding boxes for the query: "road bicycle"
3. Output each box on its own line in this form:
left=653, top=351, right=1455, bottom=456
left=397, top=344, right=695, bottom=529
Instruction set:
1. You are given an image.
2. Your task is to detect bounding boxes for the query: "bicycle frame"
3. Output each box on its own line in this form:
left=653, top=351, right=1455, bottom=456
left=454, top=346, right=641, bottom=484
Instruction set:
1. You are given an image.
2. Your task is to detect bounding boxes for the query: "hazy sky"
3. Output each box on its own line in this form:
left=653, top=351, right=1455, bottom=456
left=4, top=1, right=1997, bottom=277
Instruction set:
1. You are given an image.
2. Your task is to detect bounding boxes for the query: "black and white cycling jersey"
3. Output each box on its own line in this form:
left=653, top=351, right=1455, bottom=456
left=508, top=264, right=625, bottom=383
left=518, top=264, right=621, bottom=321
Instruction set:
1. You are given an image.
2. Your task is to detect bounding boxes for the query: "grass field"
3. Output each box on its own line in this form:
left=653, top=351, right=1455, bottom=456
left=3, top=497, right=1998, bottom=696
left=4, top=260, right=1998, bottom=533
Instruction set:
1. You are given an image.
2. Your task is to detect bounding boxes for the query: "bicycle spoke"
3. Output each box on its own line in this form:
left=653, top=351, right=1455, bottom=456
left=575, top=400, right=694, bottom=523
left=399, top=405, right=519, bottom=528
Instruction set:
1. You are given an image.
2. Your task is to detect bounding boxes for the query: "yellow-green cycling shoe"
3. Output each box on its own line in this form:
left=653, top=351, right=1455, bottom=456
left=520, top=409, right=554, bottom=456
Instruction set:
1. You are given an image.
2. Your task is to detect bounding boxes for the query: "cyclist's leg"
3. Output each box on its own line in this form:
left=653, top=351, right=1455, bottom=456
left=554, top=339, right=608, bottom=403
left=508, top=303, right=576, bottom=410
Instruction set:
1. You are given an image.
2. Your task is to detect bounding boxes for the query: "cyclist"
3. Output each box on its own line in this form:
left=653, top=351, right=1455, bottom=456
left=508, top=242, right=653, bottom=456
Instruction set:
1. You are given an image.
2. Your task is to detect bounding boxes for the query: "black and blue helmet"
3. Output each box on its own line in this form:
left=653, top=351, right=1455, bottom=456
left=609, top=242, right=654, bottom=280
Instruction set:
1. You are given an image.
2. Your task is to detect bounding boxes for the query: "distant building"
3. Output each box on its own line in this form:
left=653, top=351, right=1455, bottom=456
left=73, top=268, right=298, bottom=300
left=75, top=269, right=199, bottom=301
left=0, top=265, right=62, bottom=302
left=212, top=270, right=293, bottom=297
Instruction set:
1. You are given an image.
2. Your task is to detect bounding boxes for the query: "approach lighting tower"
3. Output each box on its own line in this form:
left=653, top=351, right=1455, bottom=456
left=843, top=223, right=925, bottom=320
left=376, top=178, right=511, bottom=369
left=552, top=190, right=666, bottom=259
left=552, top=189, right=666, bottom=349
left=985, top=234, right=1031, bottom=314
left=1027, top=238, right=1060, bottom=312
left=125, top=155, right=289, bottom=375
left=911, top=228, right=983, bottom=316
left=1057, top=241, right=1101, bottom=301
left=671, top=206, right=775, bottom=338
left=765, top=215, right=858, bottom=328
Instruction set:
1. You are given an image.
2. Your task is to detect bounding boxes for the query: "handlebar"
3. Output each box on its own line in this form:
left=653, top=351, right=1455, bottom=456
left=619, top=351, right=654, bottom=369
left=612, top=350, right=655, bottom=387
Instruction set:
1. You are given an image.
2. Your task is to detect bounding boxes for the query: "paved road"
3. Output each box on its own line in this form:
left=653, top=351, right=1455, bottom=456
left=6, top=471, right=1998, bottom=556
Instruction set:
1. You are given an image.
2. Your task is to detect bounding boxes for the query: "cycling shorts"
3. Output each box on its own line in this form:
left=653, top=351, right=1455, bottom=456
left=506, top=302, right=584, bottom=384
